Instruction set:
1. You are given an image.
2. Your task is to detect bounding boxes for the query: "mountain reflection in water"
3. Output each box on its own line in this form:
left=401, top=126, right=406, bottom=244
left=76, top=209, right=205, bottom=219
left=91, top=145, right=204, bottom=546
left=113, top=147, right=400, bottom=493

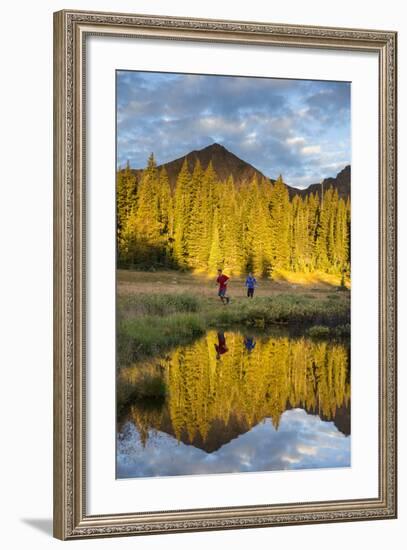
left=117, top=330, right=350, bottom=478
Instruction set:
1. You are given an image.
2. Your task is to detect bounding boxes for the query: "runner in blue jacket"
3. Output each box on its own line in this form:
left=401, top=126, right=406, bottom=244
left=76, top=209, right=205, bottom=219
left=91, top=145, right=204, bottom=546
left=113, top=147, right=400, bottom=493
left=245, top=272, right=257, bottom=298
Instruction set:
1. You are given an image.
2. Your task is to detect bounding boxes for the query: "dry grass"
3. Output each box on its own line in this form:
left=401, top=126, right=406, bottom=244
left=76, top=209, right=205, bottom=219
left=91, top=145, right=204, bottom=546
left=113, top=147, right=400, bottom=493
left=273, top=269, right=351, bottom=289
left=117, top=269, right=349, bottom=299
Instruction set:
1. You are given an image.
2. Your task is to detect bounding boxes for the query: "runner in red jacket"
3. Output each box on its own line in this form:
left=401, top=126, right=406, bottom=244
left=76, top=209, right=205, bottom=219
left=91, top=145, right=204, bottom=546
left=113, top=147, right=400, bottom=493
left=216, top=269, right=230, bottom=305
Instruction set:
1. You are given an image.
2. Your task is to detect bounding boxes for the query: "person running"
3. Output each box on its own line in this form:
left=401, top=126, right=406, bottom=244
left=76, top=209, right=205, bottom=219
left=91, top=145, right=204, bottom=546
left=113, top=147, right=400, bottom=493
left=214, top=332, right=228, bottom=360
left=245, top=272, right=257, bottom=298
left=216, top=269, right=230, bottom=304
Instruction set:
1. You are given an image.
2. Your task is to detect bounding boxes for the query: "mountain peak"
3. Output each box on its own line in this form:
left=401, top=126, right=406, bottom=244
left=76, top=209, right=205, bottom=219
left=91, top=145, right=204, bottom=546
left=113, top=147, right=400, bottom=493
left=203, top=142, right=227, bottom=151
left=189, top=142, right=229, bottom=157
left=150, top=142, right=266, bottom=187
left=190, top=142, right=237, bottom=159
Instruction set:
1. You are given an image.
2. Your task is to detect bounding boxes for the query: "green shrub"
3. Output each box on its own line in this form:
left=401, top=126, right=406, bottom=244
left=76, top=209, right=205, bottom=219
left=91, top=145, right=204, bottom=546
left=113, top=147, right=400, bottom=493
left=332, top=323, right=351, bottom=337
left=118, top=312, right=206, bottom=364
left=119, top=293, right=201, bottom=318
left=117, top=371, right=166, bottom=415
left=307, top=325, right=331, bottom=338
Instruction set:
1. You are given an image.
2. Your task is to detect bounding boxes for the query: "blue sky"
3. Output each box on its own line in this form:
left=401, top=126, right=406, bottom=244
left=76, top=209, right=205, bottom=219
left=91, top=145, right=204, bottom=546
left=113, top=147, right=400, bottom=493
left=117, top=71, right=350, bottom=189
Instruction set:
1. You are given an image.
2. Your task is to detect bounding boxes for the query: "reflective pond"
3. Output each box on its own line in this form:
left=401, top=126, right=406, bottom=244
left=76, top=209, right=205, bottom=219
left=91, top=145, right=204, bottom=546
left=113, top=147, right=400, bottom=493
left=117, top=329, right=350, bottom=478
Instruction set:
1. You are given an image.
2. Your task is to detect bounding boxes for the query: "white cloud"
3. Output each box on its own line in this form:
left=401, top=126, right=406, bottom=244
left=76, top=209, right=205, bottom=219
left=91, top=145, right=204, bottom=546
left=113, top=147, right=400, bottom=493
left=323, top=161, right=350, bottom=170
left=297, top=108, right=309, bottom=118
left=284, top=175, right=320, bottom=189
left=286, top=136, right=305, bottom=146
left=297, top=445, right=317, bottom=456
left=301, top=145, right=321, bottom=155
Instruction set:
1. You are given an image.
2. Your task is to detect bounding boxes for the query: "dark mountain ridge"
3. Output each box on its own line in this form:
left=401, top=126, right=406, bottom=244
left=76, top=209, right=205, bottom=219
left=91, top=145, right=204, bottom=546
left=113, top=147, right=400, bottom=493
left=127, top=142, right=350, bottom=199
left=287, top=165, right=351, bottom=201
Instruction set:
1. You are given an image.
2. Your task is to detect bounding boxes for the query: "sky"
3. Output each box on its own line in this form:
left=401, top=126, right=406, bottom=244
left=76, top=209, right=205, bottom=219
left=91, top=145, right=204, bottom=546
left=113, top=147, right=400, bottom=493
left=117, top=70, right=350, bottom=189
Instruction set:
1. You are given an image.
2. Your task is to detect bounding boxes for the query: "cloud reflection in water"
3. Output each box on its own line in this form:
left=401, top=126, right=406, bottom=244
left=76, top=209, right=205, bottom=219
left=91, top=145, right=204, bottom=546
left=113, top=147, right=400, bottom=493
left=117, top=408, right=350, bottom=479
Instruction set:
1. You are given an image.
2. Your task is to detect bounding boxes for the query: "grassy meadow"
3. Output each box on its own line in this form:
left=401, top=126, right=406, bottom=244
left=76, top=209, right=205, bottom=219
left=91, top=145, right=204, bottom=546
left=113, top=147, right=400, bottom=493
left=117, top=269, right=350, bottom=369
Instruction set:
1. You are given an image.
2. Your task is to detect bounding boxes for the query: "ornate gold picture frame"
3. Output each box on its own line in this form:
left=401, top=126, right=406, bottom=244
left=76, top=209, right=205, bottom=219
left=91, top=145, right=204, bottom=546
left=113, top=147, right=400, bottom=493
left=53, top=9, right=397, bottom=540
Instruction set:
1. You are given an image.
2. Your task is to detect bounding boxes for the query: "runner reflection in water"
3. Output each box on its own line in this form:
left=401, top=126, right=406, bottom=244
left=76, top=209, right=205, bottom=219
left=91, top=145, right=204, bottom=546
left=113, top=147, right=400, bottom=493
left=244, top=335, right=256, bottom=353
left=214, top=332, right=228, bottom=360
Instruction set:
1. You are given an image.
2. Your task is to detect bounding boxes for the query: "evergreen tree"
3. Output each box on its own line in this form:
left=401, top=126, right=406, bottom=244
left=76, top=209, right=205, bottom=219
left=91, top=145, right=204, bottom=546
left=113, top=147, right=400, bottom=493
left=157, top=168, right=173, bottom=263
left=133, top=154, right=164, bottom=265
left=117, top=161, right=137, bottom=263
left=119, top=205, right=138, bottom=265
left=306, top=193, right=320, bottom=271
left=208, top=210, right=223, bottom=273
left=346, top=197, right=351, bottom=269
left=173, top=159, right=192, bottom=267
left=315, top=187, right=335, bottom=271
left=326, top=189, right=339, bottom=270
left=219, top=176, right=242, bottom=274
left=240, top=176, right=260, bottom=273
left=246, top=180, right=273, bottom=276
left=269, top=175, right=291, bottom=272
left=117, top=161, right=137, bottom=232
left=157, top=168, right=172, bottom=236
left=186, top=160, right=205, bottom=268
left=195, top=162, right=218, bottom=270
left=290, top=195, right=309, bottom=271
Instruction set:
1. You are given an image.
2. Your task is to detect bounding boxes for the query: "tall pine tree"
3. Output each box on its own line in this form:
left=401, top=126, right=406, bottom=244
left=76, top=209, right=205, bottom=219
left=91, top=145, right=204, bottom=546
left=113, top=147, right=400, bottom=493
left=269, top=175, right=291, bottom=272
left=173, top=159, right=192, bottom=267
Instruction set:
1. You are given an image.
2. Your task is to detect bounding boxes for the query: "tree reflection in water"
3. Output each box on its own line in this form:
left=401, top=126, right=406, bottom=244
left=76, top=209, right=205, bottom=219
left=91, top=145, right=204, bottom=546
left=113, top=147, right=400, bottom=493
left=118, top=330, right=350, bottom=459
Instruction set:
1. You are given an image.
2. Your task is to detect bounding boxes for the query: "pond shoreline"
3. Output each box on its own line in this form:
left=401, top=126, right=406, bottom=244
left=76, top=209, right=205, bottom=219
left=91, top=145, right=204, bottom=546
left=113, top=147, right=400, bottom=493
left=118, top=291, right=350, bottom=367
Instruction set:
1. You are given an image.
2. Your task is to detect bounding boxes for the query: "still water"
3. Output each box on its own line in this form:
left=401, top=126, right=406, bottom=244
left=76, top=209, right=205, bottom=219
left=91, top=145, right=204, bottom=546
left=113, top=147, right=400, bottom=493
left=117, top=330, right=350, bottom=478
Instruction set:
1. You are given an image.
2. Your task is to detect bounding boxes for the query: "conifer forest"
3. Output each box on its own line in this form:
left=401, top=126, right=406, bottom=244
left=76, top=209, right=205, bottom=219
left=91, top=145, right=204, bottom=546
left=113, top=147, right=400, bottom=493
left=117, top=154, right=350, bottom=278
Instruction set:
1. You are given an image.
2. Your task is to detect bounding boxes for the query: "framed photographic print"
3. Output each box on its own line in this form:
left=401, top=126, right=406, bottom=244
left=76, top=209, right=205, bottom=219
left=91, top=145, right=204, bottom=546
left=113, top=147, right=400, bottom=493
left=53, top=9, right=397, bottom=540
